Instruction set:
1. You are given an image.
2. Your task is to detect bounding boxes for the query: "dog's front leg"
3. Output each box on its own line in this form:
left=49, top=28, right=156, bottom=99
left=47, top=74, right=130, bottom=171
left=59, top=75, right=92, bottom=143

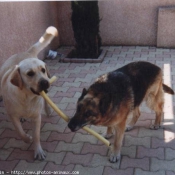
left=44, top=99, right=52, bottom=117
left=109, top=120, right=126, bottom=163
left=11, top=117, right=32, bottom=143
left=32, top=115, right=46, bottom=160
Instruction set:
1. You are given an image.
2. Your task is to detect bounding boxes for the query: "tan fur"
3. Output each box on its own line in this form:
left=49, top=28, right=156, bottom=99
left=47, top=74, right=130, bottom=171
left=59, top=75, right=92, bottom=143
left=127, top=71, right=164, bottom=130
left=0, top=26, right=58, bottom=160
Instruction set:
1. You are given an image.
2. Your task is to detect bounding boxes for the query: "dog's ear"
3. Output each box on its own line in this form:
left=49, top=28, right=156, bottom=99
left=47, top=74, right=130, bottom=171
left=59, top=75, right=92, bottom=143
left=10, top=65, right=23, bottom=90
left=78, top=88, right=88, bottom=102
left=99, top=94, right=112, bottom=116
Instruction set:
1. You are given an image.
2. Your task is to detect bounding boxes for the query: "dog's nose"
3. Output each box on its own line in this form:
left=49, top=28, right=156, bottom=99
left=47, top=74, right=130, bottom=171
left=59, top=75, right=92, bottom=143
left=39, top=79, right=49, bottom=91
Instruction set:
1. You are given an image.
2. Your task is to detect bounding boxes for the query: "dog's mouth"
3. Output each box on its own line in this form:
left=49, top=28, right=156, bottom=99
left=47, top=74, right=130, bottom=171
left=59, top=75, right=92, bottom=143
left=68, top=120, right=90, bottom=132
left=30, top=87, right=49, bottom=96
left=30, top=88, right=40, bottom=95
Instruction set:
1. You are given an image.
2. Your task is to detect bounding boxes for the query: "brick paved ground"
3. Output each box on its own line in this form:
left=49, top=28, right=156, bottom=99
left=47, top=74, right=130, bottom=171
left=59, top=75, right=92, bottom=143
left=0, top=46, right=175, bottom=175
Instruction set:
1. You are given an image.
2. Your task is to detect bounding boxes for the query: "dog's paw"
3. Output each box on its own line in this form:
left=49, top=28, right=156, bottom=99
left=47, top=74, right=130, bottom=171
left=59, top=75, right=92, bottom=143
left=109, top=153, right=121, bottom=163
left=34, top=146, right=46, bottom=160
left=103, top=133, right=113, bottom=139
left=150, top=125, right=161, bottom=130
left=125, top=125, right=133, bottom=132
left=23, top=134, right=33, bottom=143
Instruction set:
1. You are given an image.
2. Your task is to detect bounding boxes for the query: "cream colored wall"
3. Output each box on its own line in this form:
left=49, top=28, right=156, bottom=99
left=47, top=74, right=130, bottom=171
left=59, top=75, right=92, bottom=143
left=57, top=1, right=175, bottom=47
left=0, top=2, right=60, bottom=66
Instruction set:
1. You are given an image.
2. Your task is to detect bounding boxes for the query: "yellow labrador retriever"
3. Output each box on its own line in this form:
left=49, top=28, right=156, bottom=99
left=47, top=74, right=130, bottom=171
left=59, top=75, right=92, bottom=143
left=0, top=26, right=58, bottom=160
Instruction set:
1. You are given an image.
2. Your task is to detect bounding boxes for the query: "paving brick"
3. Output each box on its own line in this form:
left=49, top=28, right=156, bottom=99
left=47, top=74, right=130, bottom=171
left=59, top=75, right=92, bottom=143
left=14, top=160, right=46, bottom=171
left=90, top=154, right=120, bottom=168
left=0, top=129, right=20, bottom=139
left=74, top=92, right=81, bottom=98
left=121, top=146, right=136, bottom=158
left=58, top=78, right=75, bottom=82
left=54, top=103, right=68, bottom=110
left=165, top=148, right=175, bottom=160
left=47, top=131, right=75, bottom=142
left=62, top=152, right=93, bottom=166
left=47, top=90, right=57, bottom=98
left=68, top=73, right=87, bottom=78
left=125, top=127, right=139, bottom=137
left=41, top=123, right=67, bottom=133
left=124, top=135, right=151, bottom=148
left=72, top=133, right=98, bottom=144
left=120, top=156, right=149, bottom=171
left=66, top=103, right=76, bottom=110
left=164, top=129, right=175, bottom=139
left=166, top=171, right=175, bottom=175
left=62, top=82, right=81, bottom=88
left=151, top=158, right=175, bottom=171
left=135, top=120, right=152, bottom=128
left=138, top=128, right=164, bottom=139
left=75, top=77, right=93, bottom=83
left=74, top=165, right=104, bottom=175
left=152, top=137, right=175, bottom=149
left=0, top=160, right=19, bottom=172
left=67, top=87, right=83, bottom=93
left=55, top=92, right=75, bottom=98
left=0, top=121, right=15, bottom=130
left=137, top=146, right=164, bottom=159
left=134, top=168, right=165, bottom=175
left=80, top=82, right=92, bottom=88
left=4, top=138, right=31, bottom=150
left=0, top=148, right=13, bottom=160
left=44, top=162, right=74, bottom=172
left=0, top=138, right=9, bottom=149
left=55, top=141, right=83, bottom=154
left=45, top=152, right=66, bottom=164
left=60, top=97, right=77, bottom=103
left=81, top=143, right=108, bottom=156
left=27, top=130, right=51, bottom=142
left=7, top=148, right=33, bottom=162
left=103, top=167, right=134, bottom=175
left=51, top=86, right=69, bottom=92
left=41, top=115, right=60, bottom=125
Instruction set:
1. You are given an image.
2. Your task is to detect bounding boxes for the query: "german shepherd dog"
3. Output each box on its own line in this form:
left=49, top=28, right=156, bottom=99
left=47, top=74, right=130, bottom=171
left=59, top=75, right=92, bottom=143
left=68, top=61, right=174, bottom=163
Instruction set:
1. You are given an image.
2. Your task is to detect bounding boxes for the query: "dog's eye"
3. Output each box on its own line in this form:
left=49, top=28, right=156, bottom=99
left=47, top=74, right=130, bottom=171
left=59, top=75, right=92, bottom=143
left=41, top=68, right=46, bottom=74
left=27, top=71, right=35, bottom=77
left=85, top=111, right=93, bottom=118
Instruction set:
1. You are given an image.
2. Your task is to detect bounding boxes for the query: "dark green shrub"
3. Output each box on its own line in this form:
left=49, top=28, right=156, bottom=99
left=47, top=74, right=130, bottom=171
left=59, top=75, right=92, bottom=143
left=70, top=1, right=101, bottom=58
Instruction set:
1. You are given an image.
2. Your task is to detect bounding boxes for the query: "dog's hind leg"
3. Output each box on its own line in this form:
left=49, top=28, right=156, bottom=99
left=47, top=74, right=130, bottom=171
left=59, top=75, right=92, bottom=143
left=146, top=81, right=164, bottom=130
left=150, top=87, right=164, bottom=130
left=126, top=106, right=140, bottom=131
left=104, top=126, right=114, bottom=139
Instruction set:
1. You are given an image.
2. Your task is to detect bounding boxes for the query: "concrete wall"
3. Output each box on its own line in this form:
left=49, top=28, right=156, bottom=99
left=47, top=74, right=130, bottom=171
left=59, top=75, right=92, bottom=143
left=0, top=1, right=60, bottom=66
left=57, top=0, right=175, bottom=47
left=1, top=0, right=175, bottom=66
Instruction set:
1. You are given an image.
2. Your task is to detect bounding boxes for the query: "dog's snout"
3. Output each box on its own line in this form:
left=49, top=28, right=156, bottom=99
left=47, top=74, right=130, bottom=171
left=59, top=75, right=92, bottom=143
left=39, top=79, right=49, bottom=91
left=68, top=119, right=80, bottom=132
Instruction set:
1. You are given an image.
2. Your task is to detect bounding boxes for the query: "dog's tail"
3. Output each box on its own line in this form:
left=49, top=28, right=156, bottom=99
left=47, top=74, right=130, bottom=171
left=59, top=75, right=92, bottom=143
left=163, top=84, right=174, bottom=94
left=27, top=26, right=58, bottom=56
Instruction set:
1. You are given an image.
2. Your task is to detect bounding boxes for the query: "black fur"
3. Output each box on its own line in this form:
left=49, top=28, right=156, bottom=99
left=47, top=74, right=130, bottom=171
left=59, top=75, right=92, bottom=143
left=117, top=61, right=161, bottom=107
left=90, top=71, right=132, bottom=116
left=88, top=61, right=161, bottom=116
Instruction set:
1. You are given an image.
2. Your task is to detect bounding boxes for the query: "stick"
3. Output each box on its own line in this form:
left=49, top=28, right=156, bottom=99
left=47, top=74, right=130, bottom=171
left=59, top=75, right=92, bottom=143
left=40, top=76, right=110, bottom=147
